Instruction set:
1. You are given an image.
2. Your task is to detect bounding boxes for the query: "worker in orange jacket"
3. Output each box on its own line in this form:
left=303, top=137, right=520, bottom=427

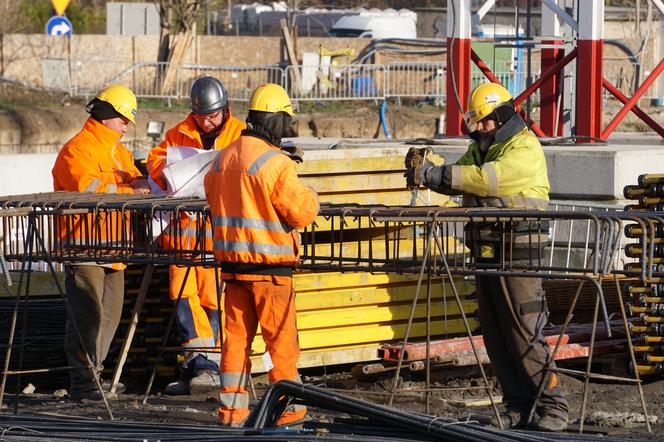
left=146, top=76, right=245, bottom=395
left=52, top=84, right=150, bottom=401
left=204, top=83, right=319, bottom=427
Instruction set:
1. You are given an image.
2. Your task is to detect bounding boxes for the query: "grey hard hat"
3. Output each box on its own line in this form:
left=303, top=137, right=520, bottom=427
left=190, top=76, right=228, bottom=114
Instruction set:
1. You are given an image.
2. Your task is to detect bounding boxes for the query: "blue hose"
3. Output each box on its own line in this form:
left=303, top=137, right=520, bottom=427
left=380, top=100, right=392, bottom=139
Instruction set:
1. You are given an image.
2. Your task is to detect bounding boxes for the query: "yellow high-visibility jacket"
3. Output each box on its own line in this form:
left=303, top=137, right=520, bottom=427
left=449, top=124, right=550, bottom=210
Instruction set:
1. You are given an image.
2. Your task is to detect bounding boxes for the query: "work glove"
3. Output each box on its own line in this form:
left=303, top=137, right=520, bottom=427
left=404, top=147, right=434, bottom=188
left=280, top=141, right=304, bottom=164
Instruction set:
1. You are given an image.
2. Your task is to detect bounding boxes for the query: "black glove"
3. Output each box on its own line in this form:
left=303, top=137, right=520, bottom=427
left=280, top=142, right=304, bottom=163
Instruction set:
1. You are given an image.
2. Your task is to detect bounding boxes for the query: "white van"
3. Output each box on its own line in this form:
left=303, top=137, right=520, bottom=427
left=329, top=10, right=417, bottom=40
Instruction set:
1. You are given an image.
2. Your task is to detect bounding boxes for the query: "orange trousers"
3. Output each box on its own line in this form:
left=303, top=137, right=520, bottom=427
left=218, top=278, right=306, bottom=426
left=169, top=265, right=223, bottom=370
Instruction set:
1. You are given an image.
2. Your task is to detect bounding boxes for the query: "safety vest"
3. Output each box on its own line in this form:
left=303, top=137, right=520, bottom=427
left=146, top=112, right=245, bottom=253
left=449, top=118, right=551, bottom=263
left=52, top=118, right=142, bottom=270
left=450, top=122, right=550, bottom=210
left=204, top=134, right=319, bottom=266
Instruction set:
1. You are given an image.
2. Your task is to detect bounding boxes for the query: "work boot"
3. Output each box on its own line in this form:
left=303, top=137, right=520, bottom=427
left=69, top=387, right=117, bottom=402
left=535, top=413, right=568, bottom=432
left=489, top=408, right=531, bottom=429
left=189, top=369, right=221, bottom=395
left=164, top=379, right=189, bottom=396
left=100, top=379, right=126, bottom=395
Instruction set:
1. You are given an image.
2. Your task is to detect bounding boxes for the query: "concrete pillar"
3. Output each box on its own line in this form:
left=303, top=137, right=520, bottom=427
left=576, top=0, right=604, bottom=141
left=654, top=15, right=664, bottom=105
left=445, top=0, right=472, bottom=136
left=540, top=0, right=564, bottom=136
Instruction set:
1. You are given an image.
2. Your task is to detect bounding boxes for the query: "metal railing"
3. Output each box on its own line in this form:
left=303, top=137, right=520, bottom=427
left=66, top=59, right=552, bottom=104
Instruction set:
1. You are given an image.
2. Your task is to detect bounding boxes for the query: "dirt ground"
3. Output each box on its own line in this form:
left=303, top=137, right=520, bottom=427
left=2, top=358, right=663, bottom=440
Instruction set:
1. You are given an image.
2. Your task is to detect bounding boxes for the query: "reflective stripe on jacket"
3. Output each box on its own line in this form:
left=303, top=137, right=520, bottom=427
left=146, top=112, right=244, bottom=252
left=450, top=119, right=550, bottom=210
left=52, top=117, right=142, bottom=270
left=146, top=113, right=245, bottom=191
left=204, top=135, right=319, bottom=266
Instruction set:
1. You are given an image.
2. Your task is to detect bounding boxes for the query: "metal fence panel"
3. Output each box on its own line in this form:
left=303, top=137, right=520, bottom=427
left=176, top=64, right=285, bottom=102
left=286, top=64, right=385, bottom=101
left=384, top=62, right=445, bottom=102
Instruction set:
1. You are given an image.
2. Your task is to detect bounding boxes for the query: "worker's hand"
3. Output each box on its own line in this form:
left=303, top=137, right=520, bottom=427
left=130, top=177, right=151, bottom=195
left=404, top=147, right=433, bottom=170
left=404, top=147, right=434, bottom=188
left=405, top=162, right=434, bottom=188
left=280, top=141, right=304, bottom=164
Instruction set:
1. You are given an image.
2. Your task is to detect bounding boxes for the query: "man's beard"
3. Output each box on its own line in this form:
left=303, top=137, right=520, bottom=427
left=478, top=131, right=495, bottom=152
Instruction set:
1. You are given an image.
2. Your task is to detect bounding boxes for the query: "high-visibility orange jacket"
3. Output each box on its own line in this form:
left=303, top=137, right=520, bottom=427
left=52, top=117, right=143, bottom=270
left=146, top=112, right=246, bottom=191
left=53, top=117, right=142, bottom=194
left=146, top=112, right=245, bottom=253
left=204, top=134, right=319, bottom=268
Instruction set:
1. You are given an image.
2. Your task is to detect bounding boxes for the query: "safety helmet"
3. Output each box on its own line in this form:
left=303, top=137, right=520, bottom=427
left=95, top=84, right=137, bottom=124
left=190, top=76, right=228, bottom=114
left=249, top=83, right=294, bottom=116
left=464, top=82, right=513, bottom=129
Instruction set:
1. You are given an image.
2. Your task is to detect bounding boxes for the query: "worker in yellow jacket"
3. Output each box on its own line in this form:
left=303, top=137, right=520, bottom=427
left=204, top=84, right=319, bottom=427
left=52, top=84, right=149, bottom=401
left=146, top=76, right=245, bottom=395
left=405, top=82, right=568, bottom=432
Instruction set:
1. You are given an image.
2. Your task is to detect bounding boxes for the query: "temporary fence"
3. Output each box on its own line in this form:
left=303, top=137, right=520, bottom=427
left=68, top=60, right=540, bottom=104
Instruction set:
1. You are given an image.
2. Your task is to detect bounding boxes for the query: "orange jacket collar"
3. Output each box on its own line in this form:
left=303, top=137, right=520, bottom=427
left=177, top=110, right=237, bottom=144
left=83, top=117, right=123, bottom=147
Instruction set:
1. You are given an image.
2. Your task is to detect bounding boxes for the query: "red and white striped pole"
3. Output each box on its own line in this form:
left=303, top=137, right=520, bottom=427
left=445, top=0, right=472, bottom=136
left=576, top=0, right=604, bottom=141
left=540, top=0, right=565, bottom=137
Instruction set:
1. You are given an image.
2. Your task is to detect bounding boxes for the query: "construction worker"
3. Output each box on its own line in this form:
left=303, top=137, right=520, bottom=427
left=52, top=84, right=149, bottom=400
left=404, top=82, right=568, bottom=432
left=204, top=83, right=318, bottom=427
left=146, top=76, right=245, bottom=395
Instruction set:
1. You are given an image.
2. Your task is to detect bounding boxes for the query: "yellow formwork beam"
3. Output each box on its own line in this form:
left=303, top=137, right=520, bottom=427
left=301, top=173, right=408, bottom=194
left=295, top=283, right=475, bottom=311
left=318, top=189, right=449, bottom=206
left=250, top=317, right=479, bottom=354
left=296, top=152, right=444, bottom=176
left=294, top=271, right=473, bottom=292
left=251, top=344, right=381, bottom=373
left=303, top=237, right=468, bottom=262
left=297, top=156, right=405, bottom=175
left=296, top=299, right=477, bottom=329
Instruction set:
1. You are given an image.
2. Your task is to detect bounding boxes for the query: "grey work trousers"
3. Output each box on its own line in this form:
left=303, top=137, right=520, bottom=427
left=64, top=265, right=124, bottom=393
left=476, top=275, right=569, bottom=418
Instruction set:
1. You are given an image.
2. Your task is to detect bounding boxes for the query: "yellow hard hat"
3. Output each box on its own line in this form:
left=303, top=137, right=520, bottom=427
left=249, top=83, right=294, bottom=116
left=96, top=84, right=138, bottom=124
left=464, top=82, right=512, bottom=127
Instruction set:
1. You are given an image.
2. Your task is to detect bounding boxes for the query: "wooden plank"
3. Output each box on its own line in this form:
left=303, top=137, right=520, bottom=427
left=297, top=153, right=445, bottom=176
left=280, top=19, right=301, bottom=94
left=318, top=189, right=450, bottom=206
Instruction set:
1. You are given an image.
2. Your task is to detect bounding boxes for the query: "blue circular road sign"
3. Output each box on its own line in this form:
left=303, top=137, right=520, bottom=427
left=46, top=16, right=73, bottom=36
